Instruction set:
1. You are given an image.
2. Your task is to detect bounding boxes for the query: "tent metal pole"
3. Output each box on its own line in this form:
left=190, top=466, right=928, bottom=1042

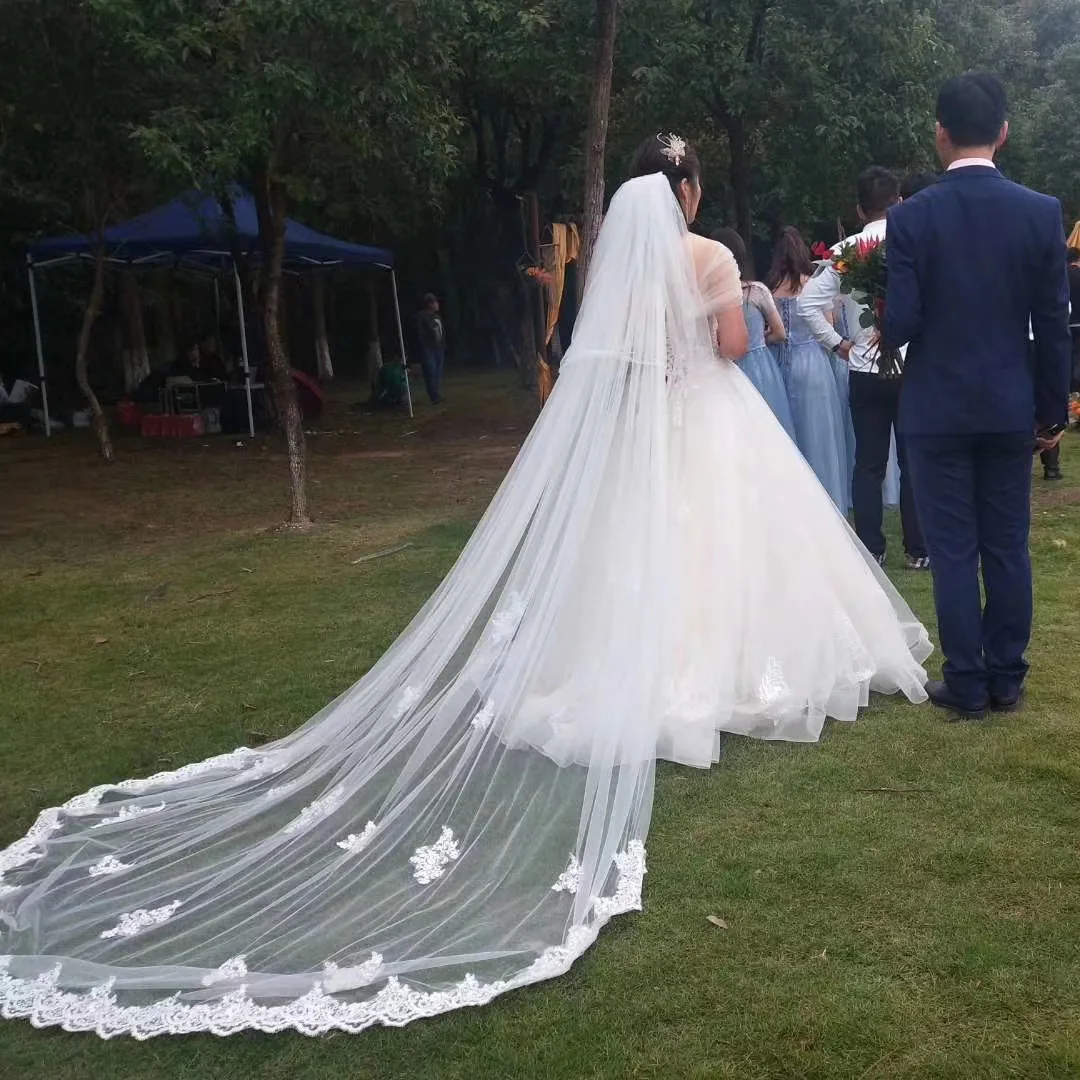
left=26, top=259, right=51, bottom=437
left=390, top=270, right=413, bottom=419
left=233, top=266, right=256, bottom=438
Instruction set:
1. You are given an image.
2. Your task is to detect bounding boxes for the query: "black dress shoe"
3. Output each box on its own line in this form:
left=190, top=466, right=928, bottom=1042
left=990, top=690, right=1024, bottom=713
left=925, top=679, right=989, bottom=720
left=1044, top=467, right=1063, bottom=481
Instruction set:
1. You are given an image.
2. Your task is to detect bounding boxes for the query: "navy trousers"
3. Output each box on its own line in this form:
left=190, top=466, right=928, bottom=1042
left=905, top=433, right=1033, bottom=709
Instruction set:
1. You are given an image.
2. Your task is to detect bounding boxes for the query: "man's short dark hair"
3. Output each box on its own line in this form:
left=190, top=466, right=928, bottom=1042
left=936, top=73, right=1007, bottom=149
left=900, top=171, right=938, bottom=200
left=857, top=166, right=900, bottom=217
left=422, top=293, right=438, bottom=307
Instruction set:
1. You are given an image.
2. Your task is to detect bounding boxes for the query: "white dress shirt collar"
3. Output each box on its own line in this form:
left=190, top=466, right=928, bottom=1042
left=829, top=217, right=887, bottom=256
left=947, top=157, right=996, bottom=171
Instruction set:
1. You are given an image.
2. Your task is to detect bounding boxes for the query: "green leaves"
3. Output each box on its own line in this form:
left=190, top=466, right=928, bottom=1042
left=71, top=0, right=463, bottom=235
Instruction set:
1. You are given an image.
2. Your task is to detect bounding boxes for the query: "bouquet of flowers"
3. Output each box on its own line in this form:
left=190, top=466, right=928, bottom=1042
left=829, top=236, right=903, bottom=378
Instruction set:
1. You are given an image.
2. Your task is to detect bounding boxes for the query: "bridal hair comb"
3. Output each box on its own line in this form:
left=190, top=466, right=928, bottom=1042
left=658, top=133, right=687, bottom=167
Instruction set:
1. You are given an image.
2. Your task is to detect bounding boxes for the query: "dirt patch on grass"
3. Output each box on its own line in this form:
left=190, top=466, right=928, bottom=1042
left=2, top=372, right=537, bottom=564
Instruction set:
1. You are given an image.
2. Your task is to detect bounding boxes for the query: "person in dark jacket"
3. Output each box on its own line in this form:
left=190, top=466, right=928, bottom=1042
left=885, top=73, right=1071, bottom=718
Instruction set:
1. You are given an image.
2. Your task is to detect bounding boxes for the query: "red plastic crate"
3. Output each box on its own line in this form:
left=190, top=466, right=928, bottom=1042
left=140, top=413, right=205, bottom=438
left=116, top=400, right=141, bottom=428
left=167, top=414, right=205, bottom=437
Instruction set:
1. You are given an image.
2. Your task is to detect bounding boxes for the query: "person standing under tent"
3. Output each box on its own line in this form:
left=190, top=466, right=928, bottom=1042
left=415, top=293, right=446, bottom=405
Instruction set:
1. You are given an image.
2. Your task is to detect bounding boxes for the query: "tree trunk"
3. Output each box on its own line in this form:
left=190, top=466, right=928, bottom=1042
left=577, top=0, right=619, bottom=301
left=120, top=271, right=150, bottom=392
left=75, top=250, right=113, bottom=461
left=254, top=169, right=311, bottom=530
left=311, top=271, right=333, bottom=380
left=155, top=272, right=177, bottom=370
left=524, top=190, right=549, bottom=397
left=727, top=115, right=753, bottom=253
left=518, top=295, right=538, bottom=393
left=365, top=277, right=383, bottom=385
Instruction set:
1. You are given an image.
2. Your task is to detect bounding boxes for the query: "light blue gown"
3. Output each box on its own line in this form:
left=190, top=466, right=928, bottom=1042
left=773, top=297, right=849, bottom=510
left=737, top=284, right=796, bottom=441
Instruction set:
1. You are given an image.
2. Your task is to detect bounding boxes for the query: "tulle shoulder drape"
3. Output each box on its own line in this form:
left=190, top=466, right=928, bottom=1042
left=688, top=234, right=743, bottom=318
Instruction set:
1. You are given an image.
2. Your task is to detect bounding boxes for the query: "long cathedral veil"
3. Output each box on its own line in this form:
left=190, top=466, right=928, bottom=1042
left=0, top=174, right=737, bottom=1038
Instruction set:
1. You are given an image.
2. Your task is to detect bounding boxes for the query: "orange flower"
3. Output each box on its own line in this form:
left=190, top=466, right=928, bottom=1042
left=834, top=260, right=849, bottom=274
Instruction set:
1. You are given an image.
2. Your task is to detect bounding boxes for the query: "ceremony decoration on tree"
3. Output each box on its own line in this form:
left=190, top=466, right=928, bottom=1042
left=830, top=236, right=903, bottom=378
left=523, top=264, right=555, bottom=288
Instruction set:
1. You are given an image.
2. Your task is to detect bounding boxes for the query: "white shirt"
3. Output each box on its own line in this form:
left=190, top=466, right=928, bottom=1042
left=796, top=218, right=895, bottom=375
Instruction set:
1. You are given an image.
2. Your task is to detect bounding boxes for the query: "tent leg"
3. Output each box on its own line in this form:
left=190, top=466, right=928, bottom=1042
left=234, top=267, right=256, bottom=439
left=26, top=261, right=51, bottom=437
left=390, top=270, right=413, bottom=419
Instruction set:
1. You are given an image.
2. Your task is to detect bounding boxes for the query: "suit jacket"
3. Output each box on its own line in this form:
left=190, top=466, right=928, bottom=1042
left=885, top=165, right=1071, bottom=435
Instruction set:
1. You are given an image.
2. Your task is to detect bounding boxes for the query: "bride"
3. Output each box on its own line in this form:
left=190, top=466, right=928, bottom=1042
left=0, top=135, right=931, bottom=1039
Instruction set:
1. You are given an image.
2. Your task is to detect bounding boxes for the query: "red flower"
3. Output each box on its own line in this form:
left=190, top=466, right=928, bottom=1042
left=811, top=241, right=832, bottom=260
left=856, top=237, right=882, bottom=257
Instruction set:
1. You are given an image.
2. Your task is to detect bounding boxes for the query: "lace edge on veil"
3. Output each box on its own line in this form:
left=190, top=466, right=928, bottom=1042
left=0, top=841, right=646, bottom=1039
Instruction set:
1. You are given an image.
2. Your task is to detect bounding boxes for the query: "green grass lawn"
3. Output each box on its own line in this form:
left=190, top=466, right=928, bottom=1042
left=2, top=375, right=1079, bottom=1079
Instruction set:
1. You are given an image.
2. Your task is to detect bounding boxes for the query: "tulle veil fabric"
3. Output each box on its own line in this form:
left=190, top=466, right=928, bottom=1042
left=0, top=175, right=930, bottom=1040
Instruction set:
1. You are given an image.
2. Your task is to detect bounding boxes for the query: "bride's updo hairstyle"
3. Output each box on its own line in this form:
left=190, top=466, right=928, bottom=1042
left=629, top=132, right=701, bottom=197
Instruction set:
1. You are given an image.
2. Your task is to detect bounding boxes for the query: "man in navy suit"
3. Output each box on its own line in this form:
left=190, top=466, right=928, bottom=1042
left=885, top=73, right=1072, bottom=718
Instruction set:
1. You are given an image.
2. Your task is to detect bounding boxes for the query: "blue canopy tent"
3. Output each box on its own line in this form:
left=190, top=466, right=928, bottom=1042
left=26, top=188, right=412, bottom=435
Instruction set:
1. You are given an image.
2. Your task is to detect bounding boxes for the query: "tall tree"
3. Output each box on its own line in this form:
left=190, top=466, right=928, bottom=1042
left=452, top=0, right=590, bottom=373
left=0, top=0, right=162, bottom=459
left=1019, top=38, right=1080, bottom=217
left=630, top=0, right=944, bottom=241
left=578, top=0, right=620, bottom=296
left=101, top=0, right=460, bottom=527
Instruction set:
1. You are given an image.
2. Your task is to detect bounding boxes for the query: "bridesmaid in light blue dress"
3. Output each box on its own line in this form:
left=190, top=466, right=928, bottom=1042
left=713, top=227, right=796, bottom=439
left=767, top=229, right=850, bottom=510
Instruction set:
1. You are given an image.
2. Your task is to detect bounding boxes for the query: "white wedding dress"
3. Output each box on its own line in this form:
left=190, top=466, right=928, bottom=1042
left=0, top=175, right=930, bottom=1039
